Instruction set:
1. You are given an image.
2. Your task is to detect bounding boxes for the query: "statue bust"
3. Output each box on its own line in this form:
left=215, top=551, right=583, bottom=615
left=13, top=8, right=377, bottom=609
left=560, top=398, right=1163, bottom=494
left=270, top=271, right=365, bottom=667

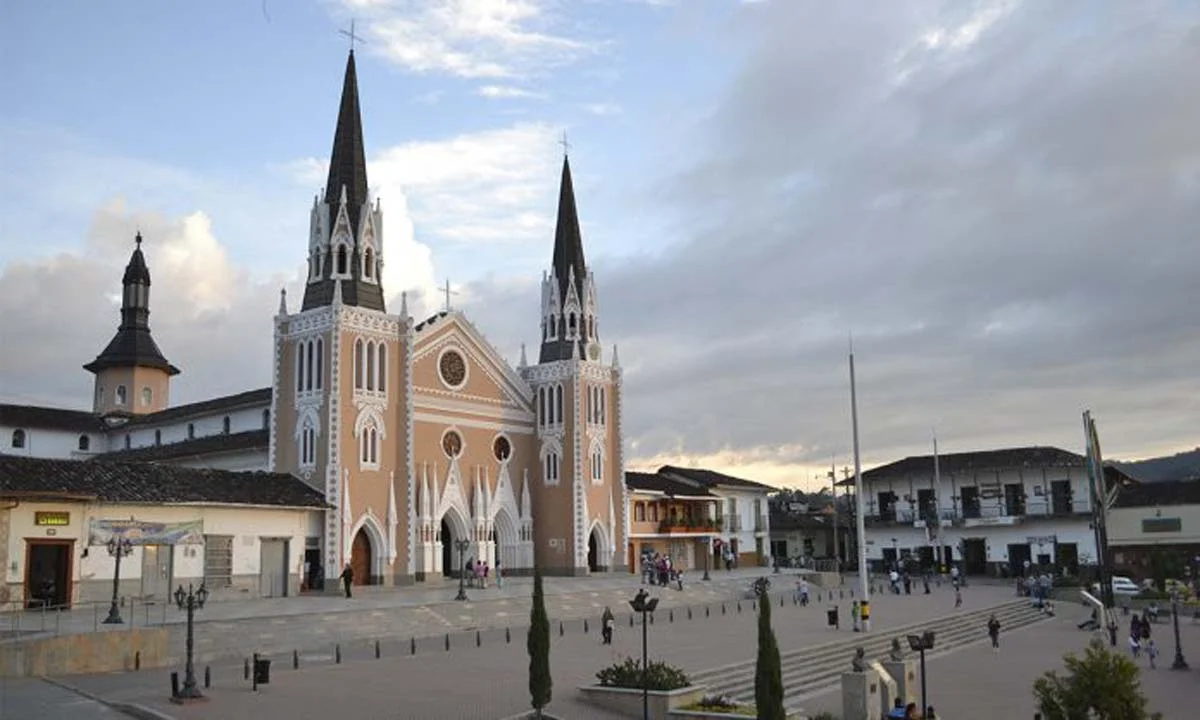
left=851, top=647, right=866, bottom=672
left=889, top=638, right=905, bottom=662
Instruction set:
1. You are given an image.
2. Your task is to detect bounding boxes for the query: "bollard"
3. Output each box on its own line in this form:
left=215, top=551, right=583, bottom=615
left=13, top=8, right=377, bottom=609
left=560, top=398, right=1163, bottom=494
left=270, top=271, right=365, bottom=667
left=752, top=600, right=756, bottom=611
left=412, top=636, right=417, bottom=655
left=706, top=605, right=710, bottom=617
left=445, top=634, right=450, bottom=651
left=375, top=639, right=381, bottom=658
left=204, top=665, right=211, bottom=689
left=335, top=644, right=342, bottom=664
left=171, top=671, right=179, bottom=698
left=244, top=658, right=250, bottom=680
left=793, top=594, right=798, bottom=606
left=252, top=653, right=259, bottom=692
left=669, top=609, right=674, bottom=622
left=559, top=621, right=564, bottom=636
left=688, top=607, right=693, bottom=620
left=476, top=630, right=481, bottom=647
left=293, top=650, right=299, bottom=669
left=630, top=614, right=635, bottom=627
left=780, top=594, right=784, bottom=607
left=840, top=589, right=844, bottom=599
left=722, top=603, right=726, bottom=615
left=584, top=619, right=589, bottom=633
left=650, top=612, right=655, bottom=625
left=135, top=650, right=141, bottom=671
left=738, top=601, right=742, bottom=613
left=505, top=628, right=511, bottom=644
left=850, top=589, right=855, bottom=598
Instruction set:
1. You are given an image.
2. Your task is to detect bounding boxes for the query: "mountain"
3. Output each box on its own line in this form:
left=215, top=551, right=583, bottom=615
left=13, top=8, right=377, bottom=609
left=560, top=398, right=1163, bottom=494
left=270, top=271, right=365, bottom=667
left=1115, top=448, right=1200, bottom=483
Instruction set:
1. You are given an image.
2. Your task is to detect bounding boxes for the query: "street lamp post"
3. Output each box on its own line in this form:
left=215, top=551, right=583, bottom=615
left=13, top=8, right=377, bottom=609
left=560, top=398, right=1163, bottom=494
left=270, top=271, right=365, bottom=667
left=907, top=631, right=936, bottom=716
left=102, top=537, right=134, bottom=624
left=1170, top=590, right=1189, bottom=670
left=170, top=583, right=209, bottom=703
left=454, top=539, right=470, bottom=601
left=629, top=588, right=660, bottom=720
left=702, top=537, right=711, bottom=581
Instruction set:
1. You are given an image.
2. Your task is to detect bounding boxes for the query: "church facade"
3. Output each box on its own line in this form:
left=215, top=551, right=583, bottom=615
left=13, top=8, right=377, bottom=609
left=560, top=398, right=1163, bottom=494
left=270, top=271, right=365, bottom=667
left=0, top=50, right=628, bottom=590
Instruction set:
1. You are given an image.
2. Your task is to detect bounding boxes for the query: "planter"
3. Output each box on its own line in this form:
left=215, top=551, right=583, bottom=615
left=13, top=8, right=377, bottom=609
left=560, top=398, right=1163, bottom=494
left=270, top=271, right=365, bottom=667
left=578, top=684, right=708, bottom=720
left=670, top=709, right=804, bottom=720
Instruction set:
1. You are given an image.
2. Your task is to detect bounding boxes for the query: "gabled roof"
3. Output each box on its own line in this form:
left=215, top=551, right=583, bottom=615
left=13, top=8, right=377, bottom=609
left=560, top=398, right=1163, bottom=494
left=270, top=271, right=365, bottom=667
left=413, top=310, right=534, bottom=405
left=0, top=456, right=326, bottom=509
left=835, top=446, right=1085, bottom=486
left=769, top=507, right=835, bottom=532
left=625, top=470, right=715, bottom=497
left=658, top=465, right=775, bottom=493
left=0, top=404, right=106, bottom=433
left=1111, top=477, right=1200, bottom=508
left=94, top=429, right=268, bottom=462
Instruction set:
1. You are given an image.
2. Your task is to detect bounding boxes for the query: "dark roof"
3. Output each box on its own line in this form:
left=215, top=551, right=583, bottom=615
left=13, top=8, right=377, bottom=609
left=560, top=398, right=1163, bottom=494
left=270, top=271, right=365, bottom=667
left=325, top=50, right=369, bottom=240
left=1112, top=478, right=1200, bottom=508
left=94, top=429, right=268, bottom=462
left=0, top=404, right=105, bottom=433
left=539, top=155, right=590, bottom=363
left=835, top=446, right=1085, bottom=486
left=414, top=311, right=449, bottom=332
left=0, top=455, right=326, bottom=508
left=122, top=387, right=271, bottom=426
left=658, top=465, right=775, bottom=492
left=625, top=471, right=715, bottom=497
left=84, top=237, right=179, bottom=376
left=769, top=508, right=834, bottom=532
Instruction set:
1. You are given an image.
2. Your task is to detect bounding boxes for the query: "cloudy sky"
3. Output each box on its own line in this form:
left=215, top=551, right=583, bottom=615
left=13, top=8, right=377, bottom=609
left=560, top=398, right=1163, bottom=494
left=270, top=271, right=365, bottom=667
left=2, top=0, right=1198, bottom=489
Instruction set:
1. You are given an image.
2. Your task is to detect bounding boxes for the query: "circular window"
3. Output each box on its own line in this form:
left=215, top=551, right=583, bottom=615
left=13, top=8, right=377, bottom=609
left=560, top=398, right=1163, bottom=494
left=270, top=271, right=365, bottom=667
left=439, top=349, right=467, bottom=388
left=493, top=435, right=512, bottom=462
left=442, top=430, right=463, bottom=458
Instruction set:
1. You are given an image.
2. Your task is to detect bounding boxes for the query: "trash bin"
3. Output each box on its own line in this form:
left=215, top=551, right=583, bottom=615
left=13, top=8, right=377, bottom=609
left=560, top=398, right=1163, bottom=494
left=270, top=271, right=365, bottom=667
left=827, top=606, right=839, bottom=628
left=253, top=657, right=271, bottom=685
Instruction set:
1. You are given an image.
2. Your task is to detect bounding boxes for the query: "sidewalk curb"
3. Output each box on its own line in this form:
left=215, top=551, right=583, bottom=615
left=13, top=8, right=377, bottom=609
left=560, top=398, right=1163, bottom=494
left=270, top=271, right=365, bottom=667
left=39, top=676, right=178, bottom=720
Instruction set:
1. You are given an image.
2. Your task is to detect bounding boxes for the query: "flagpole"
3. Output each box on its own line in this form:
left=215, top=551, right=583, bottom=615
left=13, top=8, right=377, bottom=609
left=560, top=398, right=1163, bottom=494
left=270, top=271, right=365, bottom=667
left=933, top=430, right=942, bottom=571
left=850, top=348, right=870, bottom=631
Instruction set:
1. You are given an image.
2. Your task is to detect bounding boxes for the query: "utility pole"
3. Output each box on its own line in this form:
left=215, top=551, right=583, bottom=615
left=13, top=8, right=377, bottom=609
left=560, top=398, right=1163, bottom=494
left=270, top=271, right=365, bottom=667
left=829, top=457, right=840, bottom=573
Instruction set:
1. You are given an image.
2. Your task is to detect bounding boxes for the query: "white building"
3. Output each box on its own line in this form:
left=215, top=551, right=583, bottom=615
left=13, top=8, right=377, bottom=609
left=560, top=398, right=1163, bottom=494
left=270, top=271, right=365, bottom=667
left=838, top=446, right=1126, bottom=577
left=655, top=466, right=773, bottom=568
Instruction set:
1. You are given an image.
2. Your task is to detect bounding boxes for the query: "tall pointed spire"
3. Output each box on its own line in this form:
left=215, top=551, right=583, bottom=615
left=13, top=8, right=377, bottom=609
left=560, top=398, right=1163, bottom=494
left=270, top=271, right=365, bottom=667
left=325, top=51, right=369, bottom=235
left=551, top=155, right=587, bottom=312
left=538, top=153, right=598, bottom=363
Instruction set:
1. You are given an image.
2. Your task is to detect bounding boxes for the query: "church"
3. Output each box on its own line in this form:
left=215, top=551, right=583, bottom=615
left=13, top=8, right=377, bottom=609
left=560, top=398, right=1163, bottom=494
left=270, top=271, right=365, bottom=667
left=0, top=49, right=628, bottom=595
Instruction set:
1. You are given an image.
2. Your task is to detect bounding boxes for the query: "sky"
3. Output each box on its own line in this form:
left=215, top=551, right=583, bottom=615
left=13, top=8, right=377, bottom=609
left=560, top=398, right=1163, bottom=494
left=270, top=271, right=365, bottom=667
left=1, top=0, right=1198, bottom=491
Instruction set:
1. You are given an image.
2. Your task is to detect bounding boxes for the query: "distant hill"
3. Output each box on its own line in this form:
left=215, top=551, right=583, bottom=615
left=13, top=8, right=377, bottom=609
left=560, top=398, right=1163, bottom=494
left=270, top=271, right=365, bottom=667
left=1115, top=448, right=1200, bottom=483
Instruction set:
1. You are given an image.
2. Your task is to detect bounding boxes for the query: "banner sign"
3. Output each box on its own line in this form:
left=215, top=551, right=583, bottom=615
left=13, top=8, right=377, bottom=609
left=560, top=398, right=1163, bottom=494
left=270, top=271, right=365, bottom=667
left=88, top=519, right=204, bottom=546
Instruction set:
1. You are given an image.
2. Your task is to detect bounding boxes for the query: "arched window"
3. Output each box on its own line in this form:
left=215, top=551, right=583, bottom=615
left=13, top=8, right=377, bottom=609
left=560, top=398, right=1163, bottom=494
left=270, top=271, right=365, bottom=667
left=304, top=340, right=313, bottom=391
left=364, top=248, right=374, bottom=279
left=360, top=423, right=379, bottom=467
left=315, top=338, right=324, bottom=391
left=568, top=313, right=577, bottom=338
left=222, top=416, right=231, bottom=434
left=187, top=423, right=195, bottom=439
left=116, top=385, right=127, bottom=405
left=336, top=245, right=348, bottom=275
left=354, top=339, right=364, bottom=389
left=154, top=429, right=162, bottom=446
left=300, top=420, right=317, bottom=467
left=296, top=341, right=305, bottom=393
left=366, top=340, right=376, bottom=391
left=124, top=434, right=131, bottom=449
left=537, top=387, right=545, bottom=426
left=548, top=314, right=557, bottom=339
left=377, top=343, right=387, bottom=393
left=78, top=435, right=90, bottom=451
left=11, top=429, right=26, bottom=449
left=262, top=409, right=270, bottom=429
left=600, top=387, right=606, bottom=424
left=592, top=449, right=603, bottom=483
left=141, top=387, right=152, bottom=407
left=554, top=384, right=563, bottom=425
left=544, top=452, right=559, bottom=484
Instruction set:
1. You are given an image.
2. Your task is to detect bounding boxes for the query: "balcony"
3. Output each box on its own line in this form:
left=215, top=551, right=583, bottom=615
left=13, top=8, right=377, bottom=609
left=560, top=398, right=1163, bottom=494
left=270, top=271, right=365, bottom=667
left=657, top=517, right=723, bottom=535
left=719, top=516, right=742, bottom=533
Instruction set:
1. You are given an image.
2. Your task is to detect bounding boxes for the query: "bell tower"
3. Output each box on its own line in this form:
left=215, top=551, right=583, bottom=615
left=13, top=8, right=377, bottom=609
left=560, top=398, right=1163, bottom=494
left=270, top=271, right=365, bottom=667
left=84, top=233, right=180, bottom=416
left=522, top=152, right=628, bottom=575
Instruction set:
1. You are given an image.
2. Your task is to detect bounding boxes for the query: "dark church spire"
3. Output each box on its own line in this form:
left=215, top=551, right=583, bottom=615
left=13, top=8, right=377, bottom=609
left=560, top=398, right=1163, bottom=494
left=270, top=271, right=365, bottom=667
left=84, top=233, right=180, bottom=376
left=301, top=50, right=386, bottom=313
left=539, top=152, right=599, bottom=363
left=551, top=155, right=587, bottom=314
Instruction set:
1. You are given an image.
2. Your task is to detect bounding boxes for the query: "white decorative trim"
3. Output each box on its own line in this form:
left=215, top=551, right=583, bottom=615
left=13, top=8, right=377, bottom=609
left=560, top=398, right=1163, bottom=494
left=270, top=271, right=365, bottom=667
left=572, top=367, right=587, bottom=568
left=286, top=307, right=335, bottom=336
left=348, top=510, right=388, bottom=578
left=413, top=394, right=534, bottom=423
left=325, top=308, right=343, bottom=579
left=404, top=315, right=417, bottom=578
left=435, top=459, right=472, bottom=539
left=435, top=345, right=470, bottom=391
left=616, top=371, right=629, bottom=564
left=588, top=437, right=605, bottom=486
left=414, top=411, right=536, bottom=436
left=414, top=312, right=533, bottom=403
left=268, top=316, right=283, bottom=471
left=491, top=431, right=514, bottom=464
left=439, top=426, right=466, bottom=459
left=587, top=518, right=610, bottom=565
left=341, top=307, right=400, bottom=336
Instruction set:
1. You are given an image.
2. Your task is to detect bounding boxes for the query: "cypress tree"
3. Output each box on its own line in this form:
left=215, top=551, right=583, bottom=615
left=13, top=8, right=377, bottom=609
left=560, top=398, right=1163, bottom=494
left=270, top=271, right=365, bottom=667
left=754, top=589, right=786, bottom=720
left=528, top=566, right=552, bottom=717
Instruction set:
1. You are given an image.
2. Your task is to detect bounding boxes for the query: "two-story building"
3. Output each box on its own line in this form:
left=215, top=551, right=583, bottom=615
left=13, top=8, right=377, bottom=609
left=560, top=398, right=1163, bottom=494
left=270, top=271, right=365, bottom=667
left=626, top=471, right=721, bottom=574
left=652, top=466, right=774, bottom=569
left=1107, top=477, right=1200, bottom=581
left=837, top=446, right=1134, bottom=577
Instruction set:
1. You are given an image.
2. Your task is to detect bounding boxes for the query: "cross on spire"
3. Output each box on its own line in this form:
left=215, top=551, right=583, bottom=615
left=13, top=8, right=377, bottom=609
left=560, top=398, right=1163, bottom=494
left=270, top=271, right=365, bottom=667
left=443, top=278, right=459, bottom=312
left=558, top=130, right=571, bottom=156
left=339, top=19, right=366, bottom=52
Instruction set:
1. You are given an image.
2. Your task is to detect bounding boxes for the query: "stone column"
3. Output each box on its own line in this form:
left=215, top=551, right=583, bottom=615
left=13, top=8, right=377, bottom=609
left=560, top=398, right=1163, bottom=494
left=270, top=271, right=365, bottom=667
left=881, top=659, right=919, bottom=708
left=841, top=668, right=887, bottom=720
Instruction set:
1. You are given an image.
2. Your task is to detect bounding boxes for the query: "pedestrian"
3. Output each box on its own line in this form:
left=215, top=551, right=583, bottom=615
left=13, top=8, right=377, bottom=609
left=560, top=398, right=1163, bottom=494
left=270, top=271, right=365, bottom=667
left=851, top=600, right=861, bottom=632
left=601, top=606, right=615, bottom=645
left=925, top=706, right=937, bottom=719
left=1146, top=639, right=1158, bottom=668
left=987, top=613, right=1001, bottom=650
left=495, top=559, right=503, bottom=589
left=954, top=586, right=963, bottom=609
left=340, top=563, right=354, bottom=599
left=798, top=578, right=810, bottom=606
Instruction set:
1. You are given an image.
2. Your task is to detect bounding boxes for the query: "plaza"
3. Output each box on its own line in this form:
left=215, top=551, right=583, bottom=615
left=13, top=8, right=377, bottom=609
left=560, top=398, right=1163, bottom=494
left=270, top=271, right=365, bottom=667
left=3, top=572, right=1195, bottom=719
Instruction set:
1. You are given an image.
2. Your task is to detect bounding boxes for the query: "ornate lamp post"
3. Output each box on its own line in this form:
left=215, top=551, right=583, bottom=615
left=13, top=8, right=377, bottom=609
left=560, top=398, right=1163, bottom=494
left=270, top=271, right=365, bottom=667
left=102, top=537, right=134, bottom=624
left=170, top=583, right=209, bottom=703
left=454, top=538, right=470, bottom=601
left=702, top=537, right=711, bottom=582
left=1170, top=589, right=1189, bottom=670
left=629, top=588, right=660, bottom=720
left=907, top=630, right=936, bottom=716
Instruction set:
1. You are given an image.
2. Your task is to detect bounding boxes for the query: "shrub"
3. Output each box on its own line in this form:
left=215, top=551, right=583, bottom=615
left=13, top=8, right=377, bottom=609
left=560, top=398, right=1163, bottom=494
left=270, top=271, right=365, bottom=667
left=596, top=656, right=690, bottom=691
left=1032, top=638, right=1162, bottom=720
left=754, top=586, right=786, bottom=720
left=527, top=567, right=552, bottom=717
left=1135, top=589, right=1171, bottom=601
left=697, top=694, right=739, bottom=710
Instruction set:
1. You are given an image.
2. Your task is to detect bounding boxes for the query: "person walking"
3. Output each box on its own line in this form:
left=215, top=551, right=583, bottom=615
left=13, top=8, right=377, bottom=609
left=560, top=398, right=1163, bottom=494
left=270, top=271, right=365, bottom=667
left=601, top=606, right=615, bottom=645
left=798, top=578, right=810, bottom=607
left=954, top=586, right=963, bottom=609
left=987, top=613, right=1001, bottom=650
left=339, top=563, right=354, bottom=599
left=495, top=559, right=503, bottom=589
left=851, top=600, right=861, bottom=632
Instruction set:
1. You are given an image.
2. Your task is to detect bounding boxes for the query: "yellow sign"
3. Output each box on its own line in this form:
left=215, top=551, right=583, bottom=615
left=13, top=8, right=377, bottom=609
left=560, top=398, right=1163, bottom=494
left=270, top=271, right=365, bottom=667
left=35, top=511, right=70, bottom=527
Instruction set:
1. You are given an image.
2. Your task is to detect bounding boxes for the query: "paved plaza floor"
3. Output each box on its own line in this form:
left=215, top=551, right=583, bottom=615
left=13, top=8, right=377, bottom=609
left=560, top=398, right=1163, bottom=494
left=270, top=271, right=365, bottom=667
left=6, top=575, right=1195, bottom=719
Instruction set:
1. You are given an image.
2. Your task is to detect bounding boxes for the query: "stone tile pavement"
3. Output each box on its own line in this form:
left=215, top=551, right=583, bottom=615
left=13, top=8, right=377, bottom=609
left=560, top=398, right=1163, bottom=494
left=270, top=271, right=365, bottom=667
left=45, top=580, right=1028, bottom=719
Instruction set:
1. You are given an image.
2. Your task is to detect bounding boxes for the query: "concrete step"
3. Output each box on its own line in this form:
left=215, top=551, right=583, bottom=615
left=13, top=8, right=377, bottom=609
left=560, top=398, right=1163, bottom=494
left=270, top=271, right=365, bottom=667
left=691, top=600, right=1046, bottom=703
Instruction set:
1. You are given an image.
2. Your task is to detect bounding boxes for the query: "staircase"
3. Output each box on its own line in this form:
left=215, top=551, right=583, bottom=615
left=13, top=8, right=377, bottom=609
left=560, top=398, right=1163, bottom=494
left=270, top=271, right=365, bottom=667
left=689, top=599, right=1048, bottom=708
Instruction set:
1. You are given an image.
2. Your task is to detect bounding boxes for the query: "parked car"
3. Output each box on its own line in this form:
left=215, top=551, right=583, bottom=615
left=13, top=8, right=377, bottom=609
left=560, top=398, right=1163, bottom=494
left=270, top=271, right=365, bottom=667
left=1091, top=576, right=1140, bottom=597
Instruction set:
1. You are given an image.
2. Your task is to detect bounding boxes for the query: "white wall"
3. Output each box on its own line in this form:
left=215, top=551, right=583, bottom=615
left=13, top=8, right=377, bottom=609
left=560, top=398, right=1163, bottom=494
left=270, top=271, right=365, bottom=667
left=1109, top=504, right=1200, bottom=546
left=1, top=424, right=101, bottom=460
left=863, top=517, right=1098, bottom=565
left=713, top=488, right=771, bottom=559
left=862, top=465, right=1093, bottom=520
left=5, top=501, right=320, bottom=588
left=171, top=449, right=269, bottom=472
left=104, top=403, right=271, bottom=453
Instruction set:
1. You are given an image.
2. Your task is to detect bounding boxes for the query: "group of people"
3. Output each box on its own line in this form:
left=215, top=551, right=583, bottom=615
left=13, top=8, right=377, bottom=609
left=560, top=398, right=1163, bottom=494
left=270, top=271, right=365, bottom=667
left=887, top=699, right=937, bottom=719
left=1129, top=611, right=1159, bottom=667
left=464, top=558, right=501, bottom=589
left=641, top=551, right=684, bottom=590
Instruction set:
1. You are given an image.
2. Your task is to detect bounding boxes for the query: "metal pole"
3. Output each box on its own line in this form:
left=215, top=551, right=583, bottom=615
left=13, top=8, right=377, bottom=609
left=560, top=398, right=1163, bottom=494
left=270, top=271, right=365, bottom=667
left=830, top=457, right=840, bottom=573
left=850, top=350, right=871, bottom=632
left=1171, top=592, right=1189, bottom=670
left=702, top=536, right=711, bottom=581
left=103, top=545, right=125, bottom=624
left=641, top=607, right=649, bottom=720
left=920, top=647, right=928, bottom=716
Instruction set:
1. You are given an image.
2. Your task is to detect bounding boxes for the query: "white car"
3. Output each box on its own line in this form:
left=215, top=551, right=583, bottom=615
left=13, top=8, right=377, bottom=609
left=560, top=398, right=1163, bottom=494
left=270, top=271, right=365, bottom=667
left=1091, top=576, right=1140, bottom=597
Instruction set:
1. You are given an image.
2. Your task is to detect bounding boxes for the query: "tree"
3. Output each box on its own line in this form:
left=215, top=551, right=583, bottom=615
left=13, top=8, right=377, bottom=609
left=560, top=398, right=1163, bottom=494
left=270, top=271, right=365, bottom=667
left=754, top=584, right=786, bottom=720
left=1032, top=638, right=1162, bottom=720
left=527, top=566, right=552, bottom=718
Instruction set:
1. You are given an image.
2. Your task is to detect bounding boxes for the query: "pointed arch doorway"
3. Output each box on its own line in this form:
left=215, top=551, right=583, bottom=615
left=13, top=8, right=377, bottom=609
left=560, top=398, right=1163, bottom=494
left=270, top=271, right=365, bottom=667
left=588, top=527, right=603, bottom=572
left=350, top=528, right=373, bottom=585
